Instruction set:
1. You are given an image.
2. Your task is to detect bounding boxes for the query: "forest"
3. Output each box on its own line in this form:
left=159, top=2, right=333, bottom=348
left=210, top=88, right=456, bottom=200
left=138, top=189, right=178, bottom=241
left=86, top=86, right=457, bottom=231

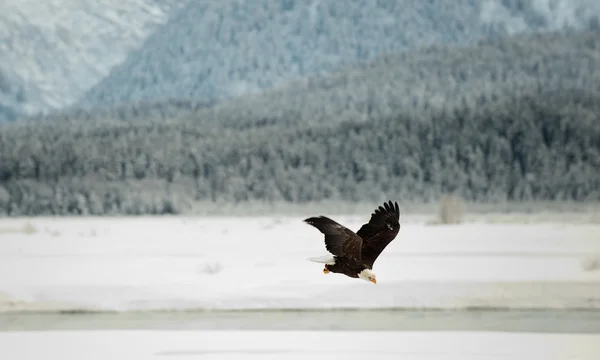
left=1, top=30, right=599, bottom=216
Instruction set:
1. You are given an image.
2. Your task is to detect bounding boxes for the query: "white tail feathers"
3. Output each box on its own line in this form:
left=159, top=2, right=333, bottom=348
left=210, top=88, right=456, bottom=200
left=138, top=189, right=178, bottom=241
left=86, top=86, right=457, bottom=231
left=307, top=255, right=336, bottom=265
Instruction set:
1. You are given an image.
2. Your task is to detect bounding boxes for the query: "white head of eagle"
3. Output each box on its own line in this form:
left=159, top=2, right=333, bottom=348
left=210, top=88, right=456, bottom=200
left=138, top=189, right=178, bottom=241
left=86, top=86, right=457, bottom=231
left=304, top=200, right=401, bottom=285
left=357, top=268, right=377, bottom=284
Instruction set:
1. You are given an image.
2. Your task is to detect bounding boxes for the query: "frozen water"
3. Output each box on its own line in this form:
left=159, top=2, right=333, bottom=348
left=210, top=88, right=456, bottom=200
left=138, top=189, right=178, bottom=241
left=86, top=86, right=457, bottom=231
left=0, top=330, right=599, bottom=360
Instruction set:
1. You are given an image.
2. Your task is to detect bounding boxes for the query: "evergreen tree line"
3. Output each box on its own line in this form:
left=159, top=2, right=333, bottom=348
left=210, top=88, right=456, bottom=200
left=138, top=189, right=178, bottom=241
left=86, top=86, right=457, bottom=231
left=1, top=30, right=599, bottom=216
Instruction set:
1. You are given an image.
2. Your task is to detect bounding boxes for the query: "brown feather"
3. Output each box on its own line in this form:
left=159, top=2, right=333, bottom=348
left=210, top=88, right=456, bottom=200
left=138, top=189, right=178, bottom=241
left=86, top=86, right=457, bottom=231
left=304, top=216, right=362, bottom=262
left=356, top=200, right=401, bottom=268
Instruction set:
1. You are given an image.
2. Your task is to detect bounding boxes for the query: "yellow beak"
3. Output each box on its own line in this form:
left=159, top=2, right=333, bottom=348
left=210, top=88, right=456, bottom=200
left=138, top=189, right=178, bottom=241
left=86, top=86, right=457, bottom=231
left=370, top=278, right=376, bottom=284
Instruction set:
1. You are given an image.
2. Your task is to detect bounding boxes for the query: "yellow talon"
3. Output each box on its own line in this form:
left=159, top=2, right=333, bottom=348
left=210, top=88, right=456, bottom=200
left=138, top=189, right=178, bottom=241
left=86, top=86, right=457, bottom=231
left=323, top=268, right=330, bottom=274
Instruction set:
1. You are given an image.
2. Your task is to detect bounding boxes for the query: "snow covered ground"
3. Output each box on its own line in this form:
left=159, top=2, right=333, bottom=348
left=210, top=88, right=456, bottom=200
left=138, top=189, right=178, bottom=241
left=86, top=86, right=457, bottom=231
left=1, top=330, right=599, bottom=360
left=1, top=214, right=600, bottom=312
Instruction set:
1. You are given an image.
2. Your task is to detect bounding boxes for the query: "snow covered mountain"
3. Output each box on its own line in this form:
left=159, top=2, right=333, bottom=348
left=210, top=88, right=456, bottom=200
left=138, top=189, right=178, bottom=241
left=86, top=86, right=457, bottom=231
left=2, top=0, right=600, bottom=122
left=0, top=0, right=185, bottom=121
left=79, top=0, right=600, bottom=110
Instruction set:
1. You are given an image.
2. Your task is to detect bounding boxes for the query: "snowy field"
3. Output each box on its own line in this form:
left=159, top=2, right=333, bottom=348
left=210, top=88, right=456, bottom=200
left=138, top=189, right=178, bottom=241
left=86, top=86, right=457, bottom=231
left=1, top=330, right=599, bottom=360
left=1, top=213, right=600, bottom=312
left=2, top=212, right=600, bottom=359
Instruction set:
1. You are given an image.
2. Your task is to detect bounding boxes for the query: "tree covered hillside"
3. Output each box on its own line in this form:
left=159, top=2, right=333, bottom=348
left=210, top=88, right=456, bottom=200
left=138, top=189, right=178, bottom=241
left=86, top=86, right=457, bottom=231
left=0, top=67, right=26, bottom=123
left=30, top=29, right=600, bottom=128
left=79, top=0, right=600, bottom=110
left=1, top=30, right=599, bottom=216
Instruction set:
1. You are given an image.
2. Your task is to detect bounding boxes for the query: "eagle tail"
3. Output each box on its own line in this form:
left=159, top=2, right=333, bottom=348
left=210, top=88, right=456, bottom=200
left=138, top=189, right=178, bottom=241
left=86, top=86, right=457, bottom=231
left=307, top=255, right=336, bottom=265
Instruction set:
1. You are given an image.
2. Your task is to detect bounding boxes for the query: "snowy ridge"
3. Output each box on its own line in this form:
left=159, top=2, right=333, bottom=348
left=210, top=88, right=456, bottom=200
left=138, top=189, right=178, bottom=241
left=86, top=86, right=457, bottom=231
left=1, top=216, right=599, bottom=313
left=0, top=0, right=184, bottom=118
left=80, top=0, right=600, bottom=109
left=3, top=0, right=600, bottom=121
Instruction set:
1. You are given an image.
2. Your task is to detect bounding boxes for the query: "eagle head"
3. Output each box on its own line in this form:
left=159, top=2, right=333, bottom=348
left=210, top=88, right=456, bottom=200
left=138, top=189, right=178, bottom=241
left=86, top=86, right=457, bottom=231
left=358, top=268, right=377, bottom=284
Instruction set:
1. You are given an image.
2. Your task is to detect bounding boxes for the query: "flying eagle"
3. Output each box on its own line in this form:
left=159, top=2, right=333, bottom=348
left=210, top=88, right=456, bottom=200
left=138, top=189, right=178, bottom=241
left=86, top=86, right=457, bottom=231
left=304, top=200, right=401, bottom=284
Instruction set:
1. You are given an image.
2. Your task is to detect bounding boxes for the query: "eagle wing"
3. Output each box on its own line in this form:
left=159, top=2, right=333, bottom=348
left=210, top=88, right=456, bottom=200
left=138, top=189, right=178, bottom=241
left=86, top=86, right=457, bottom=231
left=356, top=200, right=401, bottom=269
left=304, top=216, right=362, bottom=262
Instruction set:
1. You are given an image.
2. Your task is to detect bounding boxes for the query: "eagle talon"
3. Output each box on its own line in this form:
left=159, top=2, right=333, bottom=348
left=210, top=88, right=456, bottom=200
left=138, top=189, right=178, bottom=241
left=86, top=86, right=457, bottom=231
left=323, top=268, right=330, bottom=274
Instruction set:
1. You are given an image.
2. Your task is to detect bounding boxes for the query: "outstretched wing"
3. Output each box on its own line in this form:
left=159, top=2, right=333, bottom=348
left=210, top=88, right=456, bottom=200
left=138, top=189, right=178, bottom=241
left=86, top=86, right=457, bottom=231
left=304, top=216, right=362, bottom=262
left=356, top=200, right=401, bottom=268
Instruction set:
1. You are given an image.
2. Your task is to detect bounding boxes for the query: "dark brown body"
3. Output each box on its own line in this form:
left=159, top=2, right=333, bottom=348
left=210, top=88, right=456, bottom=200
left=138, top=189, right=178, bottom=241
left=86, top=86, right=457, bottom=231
left=325, top=257, right=366, bottom=278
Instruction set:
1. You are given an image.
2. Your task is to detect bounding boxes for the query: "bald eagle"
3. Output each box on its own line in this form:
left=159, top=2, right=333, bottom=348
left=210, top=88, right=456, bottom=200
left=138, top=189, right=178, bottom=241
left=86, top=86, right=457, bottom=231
left=304, top=200, right=401, bottom=284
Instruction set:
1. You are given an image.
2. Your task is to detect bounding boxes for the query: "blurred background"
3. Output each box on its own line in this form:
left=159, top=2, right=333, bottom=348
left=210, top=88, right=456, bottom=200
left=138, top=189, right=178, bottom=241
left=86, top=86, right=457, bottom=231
left=1, top=0, right=600, bottom=359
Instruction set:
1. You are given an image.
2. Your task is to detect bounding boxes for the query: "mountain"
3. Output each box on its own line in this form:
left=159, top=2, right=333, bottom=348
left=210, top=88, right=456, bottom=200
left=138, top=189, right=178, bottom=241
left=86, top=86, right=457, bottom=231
left=79, top=0, right=600, bottom=110
left=0, top=0, right=185, bottom=121
left=38, top=27, right=600, bottom=132
left=2, top=30, right=599, bottom=216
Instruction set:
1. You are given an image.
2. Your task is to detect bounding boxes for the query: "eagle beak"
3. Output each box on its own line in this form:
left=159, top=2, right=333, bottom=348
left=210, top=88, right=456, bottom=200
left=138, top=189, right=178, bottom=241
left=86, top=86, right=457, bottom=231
left=371, top=278, right=376, bottom=284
